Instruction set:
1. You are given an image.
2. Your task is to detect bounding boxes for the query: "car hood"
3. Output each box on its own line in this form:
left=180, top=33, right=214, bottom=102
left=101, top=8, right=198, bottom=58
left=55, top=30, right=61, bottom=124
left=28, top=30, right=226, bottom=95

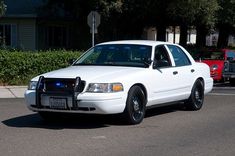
left=32, top=66, right=146, bottom=82
left=200, top=60, right=225, bottom=71
left=200, top=60, right=224, bottom=66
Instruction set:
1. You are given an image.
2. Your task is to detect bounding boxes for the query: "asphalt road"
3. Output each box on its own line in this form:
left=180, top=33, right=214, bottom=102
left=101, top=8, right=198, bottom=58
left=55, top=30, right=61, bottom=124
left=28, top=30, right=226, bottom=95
left=0, top=88, right=235, bottom=156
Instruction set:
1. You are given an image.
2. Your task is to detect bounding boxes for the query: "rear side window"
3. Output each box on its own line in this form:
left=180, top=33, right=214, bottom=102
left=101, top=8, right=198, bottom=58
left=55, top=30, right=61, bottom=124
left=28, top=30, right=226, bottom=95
left=167, top=45, right=191, bottom=66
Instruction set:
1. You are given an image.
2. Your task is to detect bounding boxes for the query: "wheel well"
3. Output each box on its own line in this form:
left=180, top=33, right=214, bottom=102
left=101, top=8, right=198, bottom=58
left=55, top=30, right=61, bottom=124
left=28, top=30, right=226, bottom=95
left=196, top=77, right=205, bottom=90
left=132, top=83, right=148, bottom=102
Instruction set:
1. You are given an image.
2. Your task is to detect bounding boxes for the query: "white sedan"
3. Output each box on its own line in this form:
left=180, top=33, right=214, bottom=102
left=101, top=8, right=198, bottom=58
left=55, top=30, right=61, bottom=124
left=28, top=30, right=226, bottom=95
left=25, top=40, right=213, bottom=124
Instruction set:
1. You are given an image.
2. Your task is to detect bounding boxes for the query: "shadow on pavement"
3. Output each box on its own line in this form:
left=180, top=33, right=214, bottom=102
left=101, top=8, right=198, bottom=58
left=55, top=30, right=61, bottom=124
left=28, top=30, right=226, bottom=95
left=2, top=113, right=115, bottom=129
left=2, top=104, right=185, bottom=129
left=145, top=104, right=185, bottom=118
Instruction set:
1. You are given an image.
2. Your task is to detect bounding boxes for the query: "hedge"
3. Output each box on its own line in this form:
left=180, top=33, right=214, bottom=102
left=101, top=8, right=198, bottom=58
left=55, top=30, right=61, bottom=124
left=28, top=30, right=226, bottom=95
left=0, top=50, right=83, bottom=85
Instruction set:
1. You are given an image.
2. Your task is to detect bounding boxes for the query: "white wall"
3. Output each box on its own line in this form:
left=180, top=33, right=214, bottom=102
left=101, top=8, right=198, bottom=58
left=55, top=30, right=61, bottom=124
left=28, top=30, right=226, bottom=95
left=206, top=32, right=218, bottom=46
left=144, top=26, right=196, bottom=45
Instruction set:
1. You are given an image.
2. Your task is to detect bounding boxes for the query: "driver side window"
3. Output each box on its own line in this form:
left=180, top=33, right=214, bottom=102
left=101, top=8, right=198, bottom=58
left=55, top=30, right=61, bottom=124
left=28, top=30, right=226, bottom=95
left=154, top=45, right=172, bottom=68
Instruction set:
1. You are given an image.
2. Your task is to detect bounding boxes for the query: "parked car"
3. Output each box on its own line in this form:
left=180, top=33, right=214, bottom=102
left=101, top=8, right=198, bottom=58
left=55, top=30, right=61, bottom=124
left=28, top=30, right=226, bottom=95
left=25, top=40, right=213, bottom=124
left=196, top=49, right=235, bottom=82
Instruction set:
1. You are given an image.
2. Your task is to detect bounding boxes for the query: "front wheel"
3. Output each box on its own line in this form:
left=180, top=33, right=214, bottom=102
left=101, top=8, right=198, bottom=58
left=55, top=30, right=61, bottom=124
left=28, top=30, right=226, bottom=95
left=123, top=86, right=146, bottom=125
left=185, top=80, right=204, bottom=111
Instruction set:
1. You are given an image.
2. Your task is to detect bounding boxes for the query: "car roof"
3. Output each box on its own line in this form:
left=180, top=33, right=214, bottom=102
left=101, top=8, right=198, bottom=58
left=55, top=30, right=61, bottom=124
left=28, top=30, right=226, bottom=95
left=97, top=40, right=173, bottom=47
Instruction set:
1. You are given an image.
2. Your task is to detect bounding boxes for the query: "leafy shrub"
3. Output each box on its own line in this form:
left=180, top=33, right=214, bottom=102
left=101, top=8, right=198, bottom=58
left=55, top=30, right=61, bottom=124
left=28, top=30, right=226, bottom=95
left=0, top=50, right=83, bottom=85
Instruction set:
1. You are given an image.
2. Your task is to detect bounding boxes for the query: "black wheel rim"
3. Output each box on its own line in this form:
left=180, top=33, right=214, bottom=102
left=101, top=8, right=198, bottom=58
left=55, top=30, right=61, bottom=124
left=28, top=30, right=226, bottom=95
left=131, top=93, right=144, bottom=122
left=194, top=87, right=203, bottom=108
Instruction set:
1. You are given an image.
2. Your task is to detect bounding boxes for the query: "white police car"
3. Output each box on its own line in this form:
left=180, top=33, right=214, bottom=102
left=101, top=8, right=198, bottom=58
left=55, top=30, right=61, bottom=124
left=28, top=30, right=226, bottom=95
left=25, top=40, right=213, bottom=124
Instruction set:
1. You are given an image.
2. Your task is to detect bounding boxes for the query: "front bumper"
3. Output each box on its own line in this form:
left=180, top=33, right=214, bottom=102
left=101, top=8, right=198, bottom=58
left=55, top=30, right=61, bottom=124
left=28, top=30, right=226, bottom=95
left=223, top=73, right=235, bottom=79
left=25, top=90, right=127, bottom=114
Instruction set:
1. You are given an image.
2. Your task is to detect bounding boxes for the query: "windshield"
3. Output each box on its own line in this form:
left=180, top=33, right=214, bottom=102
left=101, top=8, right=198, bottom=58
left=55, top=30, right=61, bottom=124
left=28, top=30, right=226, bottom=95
left=73, top=44, right=152, bottom=68
left=226, top=51, right=235, bottom=60
left=199, top=51, right=224, bottom=60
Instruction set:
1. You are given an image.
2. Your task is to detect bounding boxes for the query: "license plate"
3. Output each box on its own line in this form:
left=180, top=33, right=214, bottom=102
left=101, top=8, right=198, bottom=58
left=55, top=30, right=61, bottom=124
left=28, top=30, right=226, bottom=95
left=49, top=98, right=67, bottom=109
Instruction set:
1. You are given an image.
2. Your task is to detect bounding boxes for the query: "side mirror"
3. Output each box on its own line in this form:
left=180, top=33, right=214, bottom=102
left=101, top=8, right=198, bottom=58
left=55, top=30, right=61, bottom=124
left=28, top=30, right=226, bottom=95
left=153, top=61, right=158, bottom=69
left=153, top=60, right=170, bottom=69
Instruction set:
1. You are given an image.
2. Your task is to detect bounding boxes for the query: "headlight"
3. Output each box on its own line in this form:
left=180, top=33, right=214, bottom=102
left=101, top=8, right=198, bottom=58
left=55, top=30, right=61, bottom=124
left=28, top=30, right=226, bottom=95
left=28, top=81, right=38, bottom=90
left=224, top=62, right=229, bottom=72
left=211, top=64, right=218, bottom=71
left=86, top=83, right=123, bottom=93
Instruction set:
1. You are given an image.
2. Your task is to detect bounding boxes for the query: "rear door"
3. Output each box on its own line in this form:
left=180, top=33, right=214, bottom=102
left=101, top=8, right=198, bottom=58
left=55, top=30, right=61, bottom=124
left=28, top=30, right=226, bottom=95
left=166, top=44, right=195, bottom=97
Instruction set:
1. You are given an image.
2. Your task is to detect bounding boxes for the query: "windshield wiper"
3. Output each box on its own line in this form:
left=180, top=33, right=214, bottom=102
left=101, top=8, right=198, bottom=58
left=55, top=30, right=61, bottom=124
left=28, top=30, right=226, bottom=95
left=73, top=63, right=92, bottom=66
left=73, top=62, right=116, bottom=66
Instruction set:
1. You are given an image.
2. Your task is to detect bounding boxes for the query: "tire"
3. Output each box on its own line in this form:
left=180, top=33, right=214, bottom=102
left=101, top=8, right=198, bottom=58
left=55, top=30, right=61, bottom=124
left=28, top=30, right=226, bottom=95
left=185, top=80, right=204, bottom=111
left=123, top=86, right=146, bottom=125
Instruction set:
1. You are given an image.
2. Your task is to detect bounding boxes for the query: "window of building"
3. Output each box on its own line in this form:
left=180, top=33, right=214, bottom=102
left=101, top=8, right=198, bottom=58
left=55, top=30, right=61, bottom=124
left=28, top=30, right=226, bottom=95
left=0, top=24, right=11, bottom=46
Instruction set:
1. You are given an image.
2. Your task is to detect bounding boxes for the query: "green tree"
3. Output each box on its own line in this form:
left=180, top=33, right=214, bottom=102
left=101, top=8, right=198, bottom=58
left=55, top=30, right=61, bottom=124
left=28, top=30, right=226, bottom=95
left=105, top=0, right=152, bottom=40
left=217, top=0, right=235, bottom=48
left=149, top=0, right=171, bottom=41
left=42, top=0, right=124, bottom=48
left=167, top=0, right=197, bottom=47
left=194, top=0, right=218, bottom=47
left=167, top=0, right=218, bottom=47
left=43, top=0, right=220, bottom=48
left=107, top=0, right=171, bottom=41
left=0, top=0, right=7, bottom=16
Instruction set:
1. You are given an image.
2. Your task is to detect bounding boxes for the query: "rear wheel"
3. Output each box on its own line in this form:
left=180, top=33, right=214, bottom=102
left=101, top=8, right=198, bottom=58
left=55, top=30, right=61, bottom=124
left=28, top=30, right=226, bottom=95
left=123, top=86, right=146, bottom=125
left=185, top=80, right=204, bottom=110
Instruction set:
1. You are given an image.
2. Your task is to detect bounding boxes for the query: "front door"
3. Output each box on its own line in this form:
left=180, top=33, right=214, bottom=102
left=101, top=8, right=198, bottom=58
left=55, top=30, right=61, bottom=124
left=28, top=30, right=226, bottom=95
left=148, top=44, right=195, bottom=106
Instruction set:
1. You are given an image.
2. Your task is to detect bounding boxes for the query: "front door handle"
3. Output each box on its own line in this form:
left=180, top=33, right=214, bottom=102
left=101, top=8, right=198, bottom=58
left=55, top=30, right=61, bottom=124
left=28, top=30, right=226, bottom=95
left=191, top=69, right=195, bottom=73
left=173, top=71, right=178, bottom=75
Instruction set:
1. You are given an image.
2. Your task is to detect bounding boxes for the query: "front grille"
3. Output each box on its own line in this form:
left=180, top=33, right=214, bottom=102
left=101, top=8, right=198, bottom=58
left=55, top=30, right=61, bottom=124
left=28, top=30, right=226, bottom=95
left=36, top=76, right=86, bottom=109
left=45, top=78, right=75, bottom=93
left=229, top=62, right=235, bottom=72
left=39, top=78, right=86, bottom=93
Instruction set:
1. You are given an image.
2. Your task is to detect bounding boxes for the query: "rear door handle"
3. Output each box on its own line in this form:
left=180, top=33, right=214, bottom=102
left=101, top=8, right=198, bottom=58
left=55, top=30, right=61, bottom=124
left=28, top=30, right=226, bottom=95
left=191, top=69, right=195, bottom=73
left=173, top=71, right=178, bottom=75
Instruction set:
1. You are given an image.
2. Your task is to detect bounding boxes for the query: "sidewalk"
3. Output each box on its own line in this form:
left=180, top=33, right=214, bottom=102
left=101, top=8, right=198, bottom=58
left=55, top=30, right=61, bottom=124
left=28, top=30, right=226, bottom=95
left=0, top=86, right=27, bottom=98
